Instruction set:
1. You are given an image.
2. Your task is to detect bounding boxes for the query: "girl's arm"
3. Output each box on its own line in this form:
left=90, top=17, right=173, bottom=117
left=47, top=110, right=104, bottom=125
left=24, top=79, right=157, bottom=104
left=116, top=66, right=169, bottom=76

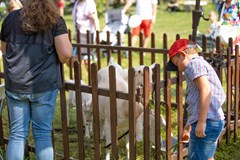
left=54, top=33, right=72, bottom=63
left=0, top=41, right=6, bottom=55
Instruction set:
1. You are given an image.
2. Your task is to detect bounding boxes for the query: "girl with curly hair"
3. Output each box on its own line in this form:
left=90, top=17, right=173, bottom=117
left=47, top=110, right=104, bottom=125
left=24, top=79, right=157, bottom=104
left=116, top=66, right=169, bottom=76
left=0, top=0, right=72, bottom=159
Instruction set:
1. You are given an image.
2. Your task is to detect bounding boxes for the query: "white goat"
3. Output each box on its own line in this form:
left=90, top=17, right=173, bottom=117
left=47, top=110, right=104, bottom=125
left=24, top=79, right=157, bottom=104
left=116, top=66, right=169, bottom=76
left=97, top=65, right=166, bottom=160
left=136, top=110, right=167, bottom=144
left=134, top=63, right=156, bottom=87
left=66, top=79, right=93, bottom=139
left=97, top=66, right=144, bottom=160
left=108, top=57, right=156, bottom=88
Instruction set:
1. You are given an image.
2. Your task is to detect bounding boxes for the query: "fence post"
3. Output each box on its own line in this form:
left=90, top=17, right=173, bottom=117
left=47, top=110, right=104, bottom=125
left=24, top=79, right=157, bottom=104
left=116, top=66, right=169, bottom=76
left=139, top=33, right=144, bottom=65
left=143, top=67, right=150, bottom=160
left=74, top=61, right=85, bottom=159
left=96, top=31, right=101, bottom=69
left=151, top=33, right=156, bottom=64
left=76, top=30, right=82, bottom=80
left=109, top=66, right=118, bottom=159
left=128, top=67, right=136, bottom=160
left=163, top=34, right=168, bottom=69
left=117, top=32, right=122, bottom=66
left=165, top=70, right=172, bottom=160
left=226, top=44, right=232, bottom=145
left=234, top=45, right=239, bottom=142
left=153, top=64, right=161, bottom=160
left=68, top=29, right=73, bottom=80
left=177, top=71, right=183, bottom=160
left=91, top=63, right=102, bottom=159
left=128, top=32, right=132, bottom=68
left=59, top=64, right=70, bottom=159
left=86, top=30, right=91, bottom=85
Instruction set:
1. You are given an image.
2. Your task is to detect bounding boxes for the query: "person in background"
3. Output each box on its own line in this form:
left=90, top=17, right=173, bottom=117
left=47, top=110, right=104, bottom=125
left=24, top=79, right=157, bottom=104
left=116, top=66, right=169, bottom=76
left=205, top=10, right=219, bottom=39
left=167, top=39, right=226, bottom=160
left=219, top=0, right=240, bottom=47
left=166, top=0, right=181, bottom=12
left=69, top=0, right=76, bottom=8
left=122, top=0, right=158, bottom=48
left=72, top=0, right=100, bottom=61
left=7, top=0, right=22, bottom=13
left=72, top=0, right=100, bottom=39
left=57, top=0, right=65, bottom=17
left=218, top=0, right=239, bottom=90
left=0, top=0, right=72, bottom=159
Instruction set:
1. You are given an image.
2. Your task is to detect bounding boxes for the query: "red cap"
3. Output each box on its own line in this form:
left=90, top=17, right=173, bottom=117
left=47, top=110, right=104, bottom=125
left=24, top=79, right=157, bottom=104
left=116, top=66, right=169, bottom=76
left=167, top=39, right=197, bottom=71
left=169, top=39, right=196, bottom=58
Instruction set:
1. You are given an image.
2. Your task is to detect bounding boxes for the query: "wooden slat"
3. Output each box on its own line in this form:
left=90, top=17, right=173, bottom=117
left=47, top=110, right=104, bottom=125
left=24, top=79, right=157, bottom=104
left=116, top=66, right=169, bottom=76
left=143, top=67, right=150, bottom=160
left=59, top=64, right=70, bottom=159
left=177, top=71, right=183, bottom=160
left=153, top=64, right=161, bottom=160
left=151, top=33, right=156, bottom=64
left=129, top=68, right=136, bottom=160
left=91, top=63, right=101, bottom=159
left=139, top=33, right=144, bottom=65
left=165, top=71, right=172, bottom=160
left=109, top=66, right=118, bottom=159
left=74, top=61, right=85, bottom=159
left=226, top=46, right=232, bottom=145
left=234, top=45, right=239, bottom=142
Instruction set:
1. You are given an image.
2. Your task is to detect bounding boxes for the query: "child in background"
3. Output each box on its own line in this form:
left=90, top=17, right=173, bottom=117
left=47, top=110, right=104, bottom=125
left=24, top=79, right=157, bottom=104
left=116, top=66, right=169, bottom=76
left=57, top=0, right=65, bottom=17
left=122, top=0, right=158, bottom=48
left=205, top=10, right=219, bottom=39
left=166, top=39, right=226, bottom=160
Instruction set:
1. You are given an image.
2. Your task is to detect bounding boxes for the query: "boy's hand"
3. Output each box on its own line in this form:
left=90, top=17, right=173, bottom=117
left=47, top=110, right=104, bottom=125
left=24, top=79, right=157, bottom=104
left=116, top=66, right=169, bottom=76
left=195, top=121, right=206, bottom=138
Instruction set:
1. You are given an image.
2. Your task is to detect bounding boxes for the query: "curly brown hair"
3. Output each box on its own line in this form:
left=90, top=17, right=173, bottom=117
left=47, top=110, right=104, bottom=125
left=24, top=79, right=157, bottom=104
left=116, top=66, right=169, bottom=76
left=20, top=0, right=58, bottom=34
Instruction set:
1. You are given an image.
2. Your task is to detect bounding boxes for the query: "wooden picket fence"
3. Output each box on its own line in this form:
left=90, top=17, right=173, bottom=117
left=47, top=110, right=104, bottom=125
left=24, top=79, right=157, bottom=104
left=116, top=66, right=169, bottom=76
left=0, top=31, right=239, bottom=160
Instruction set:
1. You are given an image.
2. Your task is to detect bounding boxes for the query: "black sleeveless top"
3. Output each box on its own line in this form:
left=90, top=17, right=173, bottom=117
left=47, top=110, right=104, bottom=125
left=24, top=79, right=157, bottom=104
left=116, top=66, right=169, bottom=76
left=0, top=9, right=68, bottom=93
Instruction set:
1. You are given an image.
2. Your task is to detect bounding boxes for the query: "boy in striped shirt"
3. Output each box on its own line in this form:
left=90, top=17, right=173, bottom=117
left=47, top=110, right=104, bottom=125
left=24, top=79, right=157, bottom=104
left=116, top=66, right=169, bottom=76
left=167, top=39, right=226, bottom=160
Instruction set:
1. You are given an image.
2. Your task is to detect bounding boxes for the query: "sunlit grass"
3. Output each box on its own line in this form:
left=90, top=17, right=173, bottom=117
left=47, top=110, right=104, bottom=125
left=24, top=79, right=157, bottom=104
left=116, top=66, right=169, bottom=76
left=1, top=1, right=240, bottom=160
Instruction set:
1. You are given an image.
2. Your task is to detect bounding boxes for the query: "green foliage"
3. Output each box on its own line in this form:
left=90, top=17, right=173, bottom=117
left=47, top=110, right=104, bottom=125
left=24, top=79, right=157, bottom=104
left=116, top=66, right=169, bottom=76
left=0, top=2, right=7, bottom=20
left=96, top=0, right=108, bottom=17
left=0, top=2, right=240, bottom=160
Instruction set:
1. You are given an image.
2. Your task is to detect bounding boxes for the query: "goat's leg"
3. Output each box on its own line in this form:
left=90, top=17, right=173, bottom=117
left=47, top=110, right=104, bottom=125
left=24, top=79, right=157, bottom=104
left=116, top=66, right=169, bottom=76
left=100, top=121, right=105, bottom=140
left=105, top=145, right=111, bottom=160
left=89, top=115, right=93, bottom=135
left=125, top=135, right=130, bottom=160
left=84, top=124, right=90, bottom=139
left=83, top=114, right=91, bottom=139
left=104, top=121, right=111, bottom=160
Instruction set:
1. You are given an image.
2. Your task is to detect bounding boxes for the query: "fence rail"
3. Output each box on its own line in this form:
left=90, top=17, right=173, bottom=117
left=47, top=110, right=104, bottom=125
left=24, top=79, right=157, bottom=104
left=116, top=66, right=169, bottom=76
left=0, top=31, right=239, bottom=160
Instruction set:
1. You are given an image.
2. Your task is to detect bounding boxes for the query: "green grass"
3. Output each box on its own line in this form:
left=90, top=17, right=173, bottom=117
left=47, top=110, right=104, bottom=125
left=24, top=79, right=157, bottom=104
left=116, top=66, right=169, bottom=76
left=1, top=1, right=240, bottom=160
left=63, top=1, right=215, bottom=46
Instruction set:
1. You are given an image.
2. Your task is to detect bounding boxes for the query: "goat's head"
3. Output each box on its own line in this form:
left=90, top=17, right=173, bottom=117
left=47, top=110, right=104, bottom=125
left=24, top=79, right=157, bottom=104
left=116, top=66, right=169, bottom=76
left=82, top=100, right=93, bottom=124
left=136, top=110, right=165, bottom=145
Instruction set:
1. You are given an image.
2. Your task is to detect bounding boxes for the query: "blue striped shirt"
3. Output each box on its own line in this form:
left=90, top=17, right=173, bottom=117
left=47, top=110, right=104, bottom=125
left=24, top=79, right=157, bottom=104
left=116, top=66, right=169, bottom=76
left=184, top=56, right=225, bottom=126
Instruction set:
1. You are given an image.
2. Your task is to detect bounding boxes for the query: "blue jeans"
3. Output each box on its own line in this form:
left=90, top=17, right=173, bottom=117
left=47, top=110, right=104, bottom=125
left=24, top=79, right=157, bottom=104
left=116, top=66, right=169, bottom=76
left=5, top=89, right=58, bottom=160
left=188, top=119, right=225, bottom=160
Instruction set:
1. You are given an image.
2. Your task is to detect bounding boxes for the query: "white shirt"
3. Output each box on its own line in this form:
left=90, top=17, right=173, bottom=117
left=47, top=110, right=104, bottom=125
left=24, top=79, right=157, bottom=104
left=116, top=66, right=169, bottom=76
left=136, top=0, right=158, bottom=20
left=72, top=0, right=97, bottom=34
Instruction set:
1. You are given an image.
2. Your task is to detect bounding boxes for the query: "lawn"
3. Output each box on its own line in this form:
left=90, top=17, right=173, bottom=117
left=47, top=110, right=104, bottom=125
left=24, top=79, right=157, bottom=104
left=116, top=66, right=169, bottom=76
left=0, top=1, right=240, bottom=160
